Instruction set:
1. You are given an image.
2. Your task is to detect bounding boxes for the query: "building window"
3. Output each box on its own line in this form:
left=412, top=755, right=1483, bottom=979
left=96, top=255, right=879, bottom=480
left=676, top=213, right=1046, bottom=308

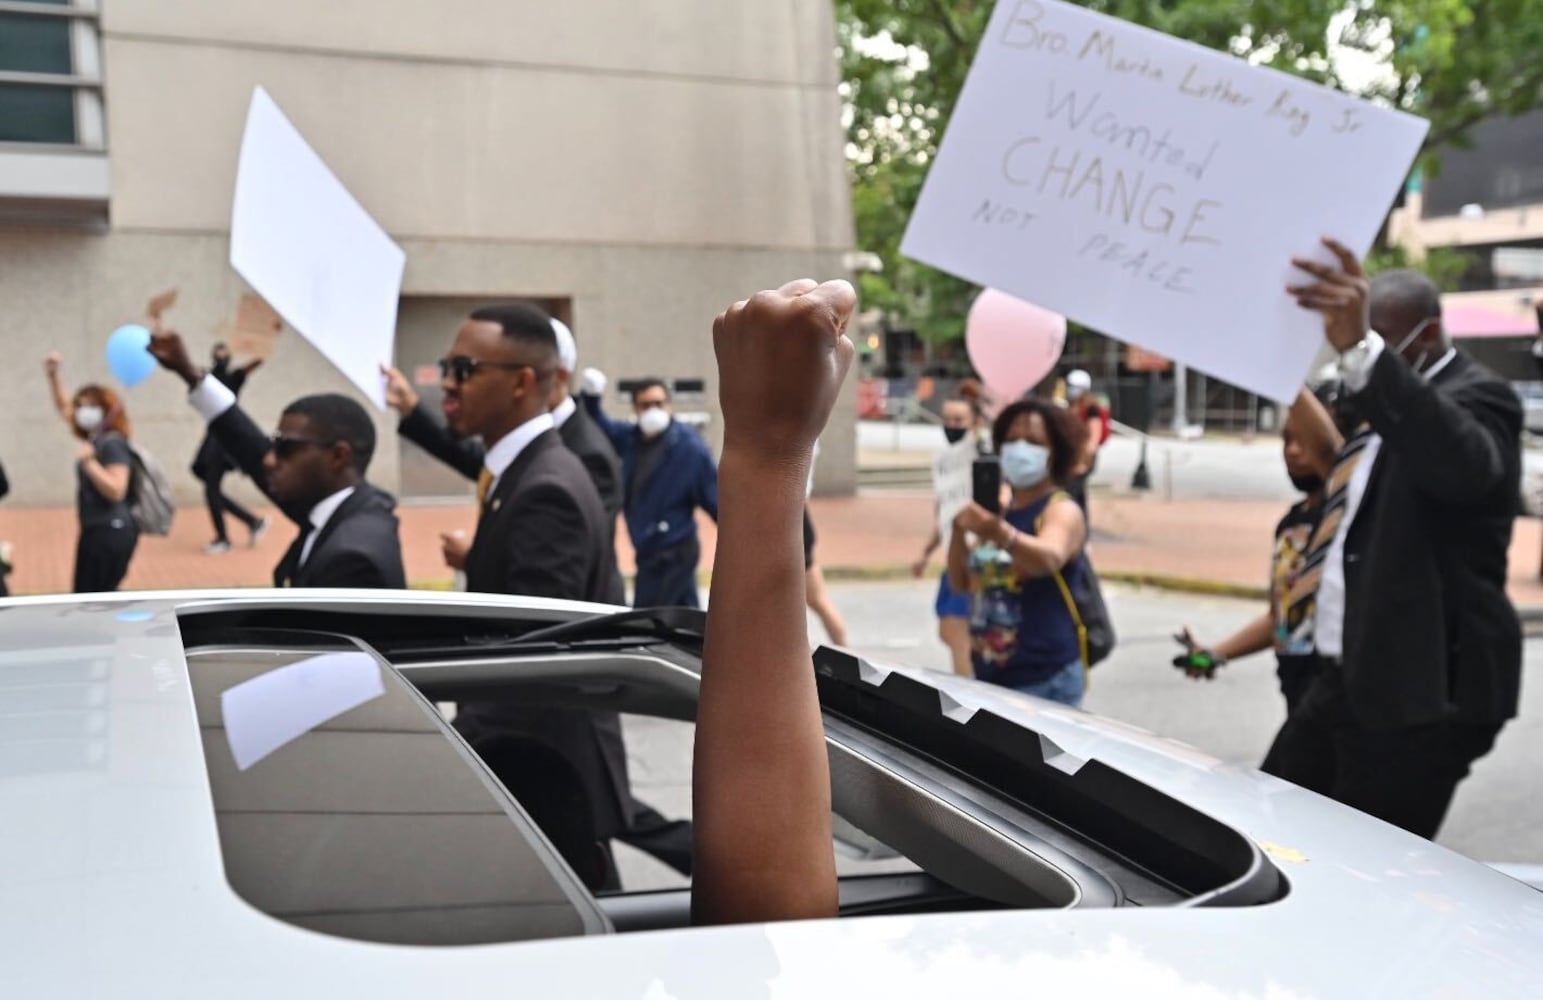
left=0, top=2, right=103, bottom=147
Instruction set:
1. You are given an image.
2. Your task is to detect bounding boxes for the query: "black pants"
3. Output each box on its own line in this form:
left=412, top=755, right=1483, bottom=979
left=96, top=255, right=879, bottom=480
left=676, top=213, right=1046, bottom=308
left=203, top=468, right=260, bottom=543
left=1261, top=667, right=1502, bottom=839
left=1276, top=656, right=1323, bottom=718
left=73, top=521, right=139, bottom=593
left=634, top=535, right=702, bottom=609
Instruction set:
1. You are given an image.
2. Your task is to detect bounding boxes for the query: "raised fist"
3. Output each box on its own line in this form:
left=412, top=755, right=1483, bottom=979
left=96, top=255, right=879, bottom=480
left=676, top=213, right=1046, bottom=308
left=712, top=279, right=856, bottom=469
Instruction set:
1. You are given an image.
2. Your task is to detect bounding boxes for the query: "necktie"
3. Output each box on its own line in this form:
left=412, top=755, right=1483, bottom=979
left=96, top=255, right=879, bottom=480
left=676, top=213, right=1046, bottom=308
left=1288, top=425, right=1373, bottom=605
left=477, top=468, right=495, bottom=510
left=277, top=524, right=314, bottom=587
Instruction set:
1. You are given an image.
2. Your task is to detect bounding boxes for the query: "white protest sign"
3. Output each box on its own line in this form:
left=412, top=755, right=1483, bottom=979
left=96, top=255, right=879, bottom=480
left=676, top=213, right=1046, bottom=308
left=902, top=0, right=1429, bottom=403
left=933, top=437, right=977, bottom=553
left=230, top=87, right=405, bottom=409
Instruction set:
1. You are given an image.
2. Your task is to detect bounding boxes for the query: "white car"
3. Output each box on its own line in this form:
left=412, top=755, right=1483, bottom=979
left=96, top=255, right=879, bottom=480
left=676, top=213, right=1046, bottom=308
left=5, top=589, right=1542, bottom=997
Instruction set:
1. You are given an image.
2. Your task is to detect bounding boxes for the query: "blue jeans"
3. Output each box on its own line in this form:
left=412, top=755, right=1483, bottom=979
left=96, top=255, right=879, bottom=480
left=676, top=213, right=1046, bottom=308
left=1012, top=660, right=1086, bottom=708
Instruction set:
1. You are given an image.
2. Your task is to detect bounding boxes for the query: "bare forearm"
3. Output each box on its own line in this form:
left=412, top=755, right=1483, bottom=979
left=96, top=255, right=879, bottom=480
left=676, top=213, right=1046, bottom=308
left=1213, top=611, right=1274, bottom=662
left=46, top=374, right=70, bottom=420
left=693, top=449, right=836, bottom=925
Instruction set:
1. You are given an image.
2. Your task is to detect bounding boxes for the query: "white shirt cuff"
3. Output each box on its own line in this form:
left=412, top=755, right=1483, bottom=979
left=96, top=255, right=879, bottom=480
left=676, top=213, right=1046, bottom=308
left=1338, top=331, right=1385, bottom=393
left=188, top=373, right=237, bottom=423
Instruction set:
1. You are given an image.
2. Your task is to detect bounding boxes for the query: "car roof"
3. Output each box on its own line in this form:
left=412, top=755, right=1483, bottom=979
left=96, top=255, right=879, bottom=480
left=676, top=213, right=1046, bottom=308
left=5, top=591, right=1543, bottom=997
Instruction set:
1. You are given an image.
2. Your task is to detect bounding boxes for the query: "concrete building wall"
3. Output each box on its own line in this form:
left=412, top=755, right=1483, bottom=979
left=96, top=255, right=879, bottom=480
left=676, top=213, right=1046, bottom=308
left=0, top=0, right=856, bottom=507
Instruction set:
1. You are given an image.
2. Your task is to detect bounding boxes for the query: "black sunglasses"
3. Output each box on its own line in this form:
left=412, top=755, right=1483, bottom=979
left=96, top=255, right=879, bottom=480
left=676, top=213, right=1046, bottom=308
left=438, top=356, right=532, bottom=383
left=269, top=434, right=337, bottom=460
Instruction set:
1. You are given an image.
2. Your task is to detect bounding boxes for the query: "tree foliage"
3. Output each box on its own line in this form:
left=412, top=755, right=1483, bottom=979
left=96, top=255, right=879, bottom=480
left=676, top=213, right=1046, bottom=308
left=838, top=0, right=1543, bottom=347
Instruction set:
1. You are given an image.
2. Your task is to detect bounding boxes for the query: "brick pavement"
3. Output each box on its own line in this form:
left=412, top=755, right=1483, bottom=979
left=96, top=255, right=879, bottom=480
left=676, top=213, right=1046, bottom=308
left=3, top=491, right=1541, bottom=610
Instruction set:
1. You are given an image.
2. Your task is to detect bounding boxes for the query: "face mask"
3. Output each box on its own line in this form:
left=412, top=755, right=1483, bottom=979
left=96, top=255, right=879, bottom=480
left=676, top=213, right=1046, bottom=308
left=1000, top=441, right=1051, bottom=489
left=75, top=406, right=104, bottom=433
left=943, top=427, right=969, bottom=445
left=1289, top=473, right=1325, bottom=494
left=1392, top=317, right=1437, bottom=372
left=638, top=406, right=671, bottom=439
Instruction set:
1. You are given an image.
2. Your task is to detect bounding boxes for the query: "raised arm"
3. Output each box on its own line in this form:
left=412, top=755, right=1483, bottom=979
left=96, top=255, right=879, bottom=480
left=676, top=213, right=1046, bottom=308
left=148, top=331, right=280, bottom=504
left=579, top=368, right=633, bottom=454
left=1289, top=387, right=1344, bottom=461
left=43, top=353, right=73, bottom=427
left=692, top=279, right=855, bottom=926
left=382, top=365, right=485, bottom=480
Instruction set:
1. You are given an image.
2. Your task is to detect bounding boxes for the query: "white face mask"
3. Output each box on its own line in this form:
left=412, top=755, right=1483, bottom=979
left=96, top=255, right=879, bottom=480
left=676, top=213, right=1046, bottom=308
left=638, top=406, right=671, bottom=439
left=75, top=405, right=104, bottom=433
left=1000, top=440, right=1051, bottom=489
left=1392, top=317, right=1438, bottom=373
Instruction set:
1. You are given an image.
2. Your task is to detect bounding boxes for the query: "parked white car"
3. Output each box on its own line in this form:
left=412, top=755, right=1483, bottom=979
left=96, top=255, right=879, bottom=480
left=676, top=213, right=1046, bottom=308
left=4, top=590, right=1542, bottom=997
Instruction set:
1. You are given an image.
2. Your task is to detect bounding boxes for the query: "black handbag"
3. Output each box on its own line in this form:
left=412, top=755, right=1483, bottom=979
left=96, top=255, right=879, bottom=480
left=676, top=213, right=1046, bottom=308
left=1052, top=552, right=1116, bottom=666
left=1038, top=494, right=1116, bottom=667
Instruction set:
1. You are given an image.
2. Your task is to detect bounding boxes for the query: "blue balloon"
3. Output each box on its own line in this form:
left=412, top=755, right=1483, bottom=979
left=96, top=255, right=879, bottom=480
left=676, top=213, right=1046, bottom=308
left=106, top=324, right=157, bottom=388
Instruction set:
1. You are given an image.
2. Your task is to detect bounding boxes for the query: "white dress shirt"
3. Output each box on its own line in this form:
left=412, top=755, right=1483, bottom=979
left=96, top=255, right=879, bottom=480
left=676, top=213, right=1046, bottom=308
left=551, top=395, right=577, bottom=430
left=186, top=372, right=357, bottom=566
left=1315, top=334, right=1458, bottom=657
left=483, top=413, right=556, bottom=495
left=299, top=486, right=356, bottom=565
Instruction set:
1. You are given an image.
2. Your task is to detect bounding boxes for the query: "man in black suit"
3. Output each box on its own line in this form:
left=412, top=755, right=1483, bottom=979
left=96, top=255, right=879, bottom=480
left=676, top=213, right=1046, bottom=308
left=392, top=303, right=684, bottom=886
left=1273, top=239, right=1522, bottom=838
left=382, top=315, right=623, bottom=574
left=550, top=317, right=624, bottom=521
left=148, top=330, right=405, bottom=589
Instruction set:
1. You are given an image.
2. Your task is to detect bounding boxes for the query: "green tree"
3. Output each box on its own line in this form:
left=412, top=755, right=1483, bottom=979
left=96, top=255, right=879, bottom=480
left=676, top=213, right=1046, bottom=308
left=839, top=0, right=1543, bottom=349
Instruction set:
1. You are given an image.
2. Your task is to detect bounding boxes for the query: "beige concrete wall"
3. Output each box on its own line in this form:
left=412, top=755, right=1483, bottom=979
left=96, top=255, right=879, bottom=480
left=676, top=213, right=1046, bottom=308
left=0, top=233, right=857, bottom=506
left=0, top=0, right=856, bottom=507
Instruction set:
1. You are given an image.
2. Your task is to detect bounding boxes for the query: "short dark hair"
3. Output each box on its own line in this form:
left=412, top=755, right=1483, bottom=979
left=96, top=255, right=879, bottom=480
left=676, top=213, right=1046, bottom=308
left=631, top=377, right=670, bottom=403
left=1369, top=269, right=1442, bottom=322
left=283, top=393, right=376, bottom=472
left=469, top=303, right=559, bottom=363
left=992, top=397, right=1086, bottom=486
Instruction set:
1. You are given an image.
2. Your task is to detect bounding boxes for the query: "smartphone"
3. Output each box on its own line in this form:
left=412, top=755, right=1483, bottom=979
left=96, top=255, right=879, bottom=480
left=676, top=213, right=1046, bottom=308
left=972, top=456, right=1002, bottom=514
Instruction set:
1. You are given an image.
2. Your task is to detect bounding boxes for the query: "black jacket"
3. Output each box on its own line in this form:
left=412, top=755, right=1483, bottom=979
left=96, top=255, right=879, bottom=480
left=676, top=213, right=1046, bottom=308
left=1340, top=349, right=1522, bottom=729
left=207, top=402, right=406, bottom=589
left=561, top=400, right=624, bottom=522
left=399, top=406, right=635, bottom=837
left=399, top=400, right=623, bottom=521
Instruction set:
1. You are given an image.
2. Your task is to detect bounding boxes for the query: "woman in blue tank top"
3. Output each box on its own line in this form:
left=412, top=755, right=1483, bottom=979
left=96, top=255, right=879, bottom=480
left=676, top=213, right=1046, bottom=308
left=946, top=397, right=1092, bottom=707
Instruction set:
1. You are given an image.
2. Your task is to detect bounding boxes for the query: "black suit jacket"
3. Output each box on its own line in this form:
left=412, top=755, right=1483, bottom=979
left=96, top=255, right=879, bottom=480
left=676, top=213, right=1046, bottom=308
left=1341, top=349, right=1522, bottom=729
left=560, top=401, right=624, bottom=522
left=399, top=400, right=623, bottom=520
left=207, top=401, right=406, bottom=590
left=399, top=407, right=635, bottom=836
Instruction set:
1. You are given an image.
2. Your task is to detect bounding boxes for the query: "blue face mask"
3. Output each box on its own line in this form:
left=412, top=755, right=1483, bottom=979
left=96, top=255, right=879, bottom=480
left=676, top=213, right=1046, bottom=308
left=1000, top=440, right=1051, bottom=489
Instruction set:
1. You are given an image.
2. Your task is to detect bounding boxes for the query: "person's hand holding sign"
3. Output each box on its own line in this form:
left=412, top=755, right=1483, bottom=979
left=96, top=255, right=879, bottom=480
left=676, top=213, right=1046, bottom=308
left=1288, top=237, right=1371, bottom=352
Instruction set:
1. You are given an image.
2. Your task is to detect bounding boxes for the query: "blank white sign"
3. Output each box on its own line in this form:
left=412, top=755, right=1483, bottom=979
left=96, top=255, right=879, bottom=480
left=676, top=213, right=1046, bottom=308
left=902, top=0, right=1429, bottom=403
left=230, top=87, right=405, bottom=409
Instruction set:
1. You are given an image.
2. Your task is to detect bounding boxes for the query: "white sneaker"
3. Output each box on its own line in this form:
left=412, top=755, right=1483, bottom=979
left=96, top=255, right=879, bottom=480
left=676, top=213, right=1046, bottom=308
left=250, top=517, right=271, bottom=548
left=204, top=541, right=232, bottom=555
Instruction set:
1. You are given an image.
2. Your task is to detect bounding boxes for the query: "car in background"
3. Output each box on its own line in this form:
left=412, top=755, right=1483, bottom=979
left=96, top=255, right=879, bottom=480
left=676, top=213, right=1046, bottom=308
left=4, top=590, right=1542, bottom=997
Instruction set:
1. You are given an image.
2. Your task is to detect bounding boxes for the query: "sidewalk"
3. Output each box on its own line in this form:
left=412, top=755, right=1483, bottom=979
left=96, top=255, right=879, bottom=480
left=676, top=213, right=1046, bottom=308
left=3, top=492, right=1542, bottom=612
